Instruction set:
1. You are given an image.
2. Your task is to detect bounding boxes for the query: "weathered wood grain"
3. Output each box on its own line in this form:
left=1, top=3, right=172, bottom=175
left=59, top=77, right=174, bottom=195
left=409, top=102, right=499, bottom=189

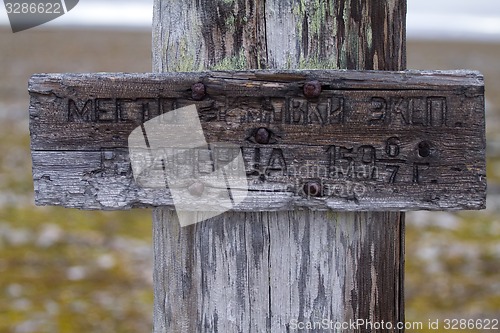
left=29, top=70, right=486, bottom=210
left=29, top=70, right=484, bottom=149
left=150, top=0, right=409, bottom=332
left=153, top=0, right=406, bottom=71
left=153, top=209, right=405, bottom=332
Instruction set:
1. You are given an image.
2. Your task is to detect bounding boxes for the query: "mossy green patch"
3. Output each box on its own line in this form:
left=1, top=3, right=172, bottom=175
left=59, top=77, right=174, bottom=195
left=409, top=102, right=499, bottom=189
left=487, top=156, right=500, bottom=182
left=211, top=50, right=248, bottom=70
left=0, top=205, right=153, bottom=333
left=406, top=211, right=500, bottom=328
left=0, top=126, right=153, bottom=332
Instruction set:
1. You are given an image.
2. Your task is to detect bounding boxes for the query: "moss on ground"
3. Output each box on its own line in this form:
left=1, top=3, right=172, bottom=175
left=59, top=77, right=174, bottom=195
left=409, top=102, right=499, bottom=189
left=0, top=119, right=153, bottom=332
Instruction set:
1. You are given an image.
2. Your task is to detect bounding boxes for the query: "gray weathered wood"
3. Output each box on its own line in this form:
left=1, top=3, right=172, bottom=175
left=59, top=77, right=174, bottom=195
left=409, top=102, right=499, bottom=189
left=153, top=209, right=405, bottom=332
left=29, top=70, right=486, bottom=210
left=152, top=0, right=408, bottom=332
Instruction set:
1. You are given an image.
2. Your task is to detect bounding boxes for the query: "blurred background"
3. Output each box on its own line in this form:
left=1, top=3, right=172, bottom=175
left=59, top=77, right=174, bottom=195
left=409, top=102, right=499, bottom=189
left=0, top=0, right=499, bottom=332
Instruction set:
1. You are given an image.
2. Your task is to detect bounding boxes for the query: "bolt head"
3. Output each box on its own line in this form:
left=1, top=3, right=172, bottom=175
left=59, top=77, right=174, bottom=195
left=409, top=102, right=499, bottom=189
left=418, top=141, right=432, bottom=157
left=254, top=128, right=271, bottom=144
left=303, top=80, right=322, bottom=99
left=188, top=182, right=205, bottom=197
left=192, top=82, right=206, bottom=101
left=303, top=181, right=322, bottom=197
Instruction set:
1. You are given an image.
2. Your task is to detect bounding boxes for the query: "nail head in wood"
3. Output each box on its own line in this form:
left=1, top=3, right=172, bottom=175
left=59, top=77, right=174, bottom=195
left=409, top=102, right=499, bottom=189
left=418, top=141, right=433, bottom=157
left=303, top=80, right=322, bottom=99
left=303, top=181, right=322, bottom=197
left=191, top=82, right=206, bottom=101
left=254, top=127, right=271, bottom=144
left=188, top=182, right=205, bottom=197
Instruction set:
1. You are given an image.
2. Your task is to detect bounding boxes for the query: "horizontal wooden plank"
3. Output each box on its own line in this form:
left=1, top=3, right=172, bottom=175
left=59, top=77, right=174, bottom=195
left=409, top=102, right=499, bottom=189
left=29, top=70, right=486, bottom=210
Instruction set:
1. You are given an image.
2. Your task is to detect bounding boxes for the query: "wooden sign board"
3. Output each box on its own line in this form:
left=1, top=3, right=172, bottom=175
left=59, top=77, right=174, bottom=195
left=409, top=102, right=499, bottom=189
left=29, top=70, right=486, bottom=211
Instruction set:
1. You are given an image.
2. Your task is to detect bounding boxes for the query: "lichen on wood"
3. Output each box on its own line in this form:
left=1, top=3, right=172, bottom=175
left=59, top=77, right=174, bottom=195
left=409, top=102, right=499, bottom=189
left=150, top=0, right=408, bottom=332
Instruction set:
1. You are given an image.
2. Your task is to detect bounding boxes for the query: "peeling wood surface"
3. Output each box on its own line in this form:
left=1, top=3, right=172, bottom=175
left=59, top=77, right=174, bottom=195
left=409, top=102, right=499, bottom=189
left=150, top=0, right=410, bottom=332
left=29, top=70, right=486, bottom=210
left=153, top=209, right=405, bottom=333
left=153, top=0, right=406, bottom=71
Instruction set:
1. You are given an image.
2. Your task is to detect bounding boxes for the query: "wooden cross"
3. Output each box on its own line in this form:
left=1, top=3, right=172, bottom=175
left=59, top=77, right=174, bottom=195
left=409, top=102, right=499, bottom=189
left=29, top=0, right=486, bottom=331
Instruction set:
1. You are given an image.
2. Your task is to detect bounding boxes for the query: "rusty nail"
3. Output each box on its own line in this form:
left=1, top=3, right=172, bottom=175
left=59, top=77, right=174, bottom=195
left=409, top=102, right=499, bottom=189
left=192, top=82, right=206, bottom=100
left=303, top=80, right=321, bottom=99
left=188, top=182, right=205, bottom=197
left=255, top=127, right=271, bottom=144
left=303, top=181, right=322, bottom=197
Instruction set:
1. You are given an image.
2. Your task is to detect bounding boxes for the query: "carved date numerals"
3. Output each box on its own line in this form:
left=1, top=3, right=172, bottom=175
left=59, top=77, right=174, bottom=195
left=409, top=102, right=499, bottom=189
left=327, top=137, right=437, bottom=185
left=327, top=145, right=378, bottom=180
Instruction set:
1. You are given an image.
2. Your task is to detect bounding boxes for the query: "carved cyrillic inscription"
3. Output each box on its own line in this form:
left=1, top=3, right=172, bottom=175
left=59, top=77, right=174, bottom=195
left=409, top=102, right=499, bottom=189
left=29, top=70, right=486, bottom=210
left=368, top=96, right=448, bottom=127
left=220, top=96, right=346, bottom=125
left=68, top=98, right=176, bottom=123
left=66, top=95, right=451, bottom=127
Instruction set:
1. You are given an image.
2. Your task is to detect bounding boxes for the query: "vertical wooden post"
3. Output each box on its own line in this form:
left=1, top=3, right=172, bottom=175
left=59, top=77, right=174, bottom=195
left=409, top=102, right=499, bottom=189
left=152, top=1, right=406, bottom=332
